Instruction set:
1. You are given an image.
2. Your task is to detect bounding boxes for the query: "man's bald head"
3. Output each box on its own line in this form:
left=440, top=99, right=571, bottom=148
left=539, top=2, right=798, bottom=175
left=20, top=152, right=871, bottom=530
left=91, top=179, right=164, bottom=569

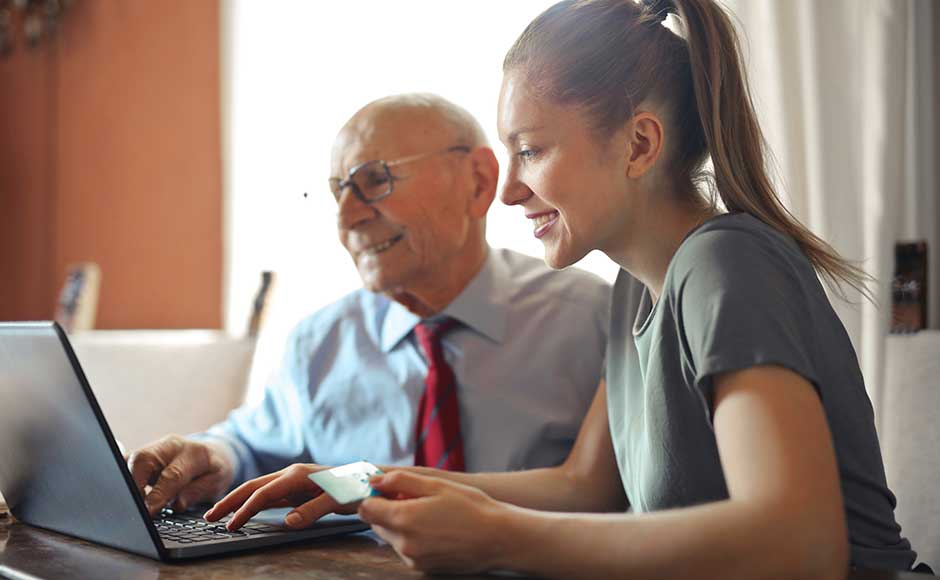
left=334, top=93, right=488, bottom=160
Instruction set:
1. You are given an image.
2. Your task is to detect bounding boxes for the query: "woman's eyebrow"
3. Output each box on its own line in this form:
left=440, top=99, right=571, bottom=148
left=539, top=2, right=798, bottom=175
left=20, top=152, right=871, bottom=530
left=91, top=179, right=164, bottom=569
left=505, top=126, right=545, bottom=144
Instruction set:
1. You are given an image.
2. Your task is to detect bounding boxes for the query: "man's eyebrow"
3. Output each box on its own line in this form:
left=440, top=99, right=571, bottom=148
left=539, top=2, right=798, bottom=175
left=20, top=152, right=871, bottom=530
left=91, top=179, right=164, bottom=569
left=506, top=126, right=545, bottom=144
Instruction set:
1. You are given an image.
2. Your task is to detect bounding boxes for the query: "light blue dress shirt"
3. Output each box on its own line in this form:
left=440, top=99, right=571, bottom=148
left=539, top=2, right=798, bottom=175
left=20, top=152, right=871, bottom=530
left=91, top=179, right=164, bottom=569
left=199, top=248, right=610, bottom=484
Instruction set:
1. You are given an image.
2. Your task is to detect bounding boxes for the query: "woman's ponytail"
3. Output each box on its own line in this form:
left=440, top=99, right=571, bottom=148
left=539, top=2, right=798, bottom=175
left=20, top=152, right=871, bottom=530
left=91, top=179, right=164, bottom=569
left=675, top=0, right=872, bottom=299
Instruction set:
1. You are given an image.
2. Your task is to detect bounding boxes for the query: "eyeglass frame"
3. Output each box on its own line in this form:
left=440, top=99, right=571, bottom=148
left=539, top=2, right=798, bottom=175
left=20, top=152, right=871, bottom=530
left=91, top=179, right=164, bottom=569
left=328, top=145, right=471, bottom=204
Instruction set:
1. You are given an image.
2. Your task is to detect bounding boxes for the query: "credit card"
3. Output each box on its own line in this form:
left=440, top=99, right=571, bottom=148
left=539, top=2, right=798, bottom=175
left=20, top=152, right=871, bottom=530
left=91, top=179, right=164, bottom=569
left=308, top=461, right=384, bottom=505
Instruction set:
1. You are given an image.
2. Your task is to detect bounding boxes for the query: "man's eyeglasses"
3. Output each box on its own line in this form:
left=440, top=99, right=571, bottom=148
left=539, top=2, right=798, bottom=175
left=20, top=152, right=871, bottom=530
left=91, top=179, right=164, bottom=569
left=328, top=145, right=471, bottom=204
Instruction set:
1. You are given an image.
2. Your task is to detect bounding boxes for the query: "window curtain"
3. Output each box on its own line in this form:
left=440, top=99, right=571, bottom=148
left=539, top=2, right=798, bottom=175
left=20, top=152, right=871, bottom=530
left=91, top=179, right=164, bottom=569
left=722, top=0, right=938, bottom=417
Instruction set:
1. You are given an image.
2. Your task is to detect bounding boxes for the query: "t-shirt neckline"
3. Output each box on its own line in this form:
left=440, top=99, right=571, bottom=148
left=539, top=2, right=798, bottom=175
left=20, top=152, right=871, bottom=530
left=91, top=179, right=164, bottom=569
left=632, top=212, right=736, bottom=337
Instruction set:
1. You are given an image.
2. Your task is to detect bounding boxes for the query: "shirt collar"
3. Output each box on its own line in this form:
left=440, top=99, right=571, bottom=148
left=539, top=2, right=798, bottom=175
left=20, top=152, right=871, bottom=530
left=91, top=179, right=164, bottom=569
left=379, top=249, right=509, bottom=353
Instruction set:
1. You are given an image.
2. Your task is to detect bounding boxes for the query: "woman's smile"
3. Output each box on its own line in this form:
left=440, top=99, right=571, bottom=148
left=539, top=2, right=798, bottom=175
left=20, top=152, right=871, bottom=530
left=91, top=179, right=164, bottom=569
left=526, top=210, right=560, bottom=238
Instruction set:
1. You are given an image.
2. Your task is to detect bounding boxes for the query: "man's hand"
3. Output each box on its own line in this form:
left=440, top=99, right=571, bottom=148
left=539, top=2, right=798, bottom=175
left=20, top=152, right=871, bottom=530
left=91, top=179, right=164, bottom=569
left=204, top=464, right=356, bottom=532
left=127, top=435, right=236, bottom=516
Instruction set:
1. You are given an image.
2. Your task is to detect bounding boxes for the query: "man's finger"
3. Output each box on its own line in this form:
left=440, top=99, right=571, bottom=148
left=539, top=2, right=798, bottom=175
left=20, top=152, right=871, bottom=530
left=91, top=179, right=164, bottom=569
left=128, top=450, right=163, bottom=492
left=368, top=471, right=442, bottom=500
left=144, top=456, right=198, bottom=515
left=172, top=472, right=225, bottom=512
left=127, top=436, right=186, bottom=492
left=204, top=472, right=279, bottom=521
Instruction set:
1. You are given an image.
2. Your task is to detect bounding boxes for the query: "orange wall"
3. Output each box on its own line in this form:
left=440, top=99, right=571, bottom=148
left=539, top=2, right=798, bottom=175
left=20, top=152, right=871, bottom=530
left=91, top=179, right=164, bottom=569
left=0, top=44, right=54, bottom=321
left=0, top=0, right=222, bottom=329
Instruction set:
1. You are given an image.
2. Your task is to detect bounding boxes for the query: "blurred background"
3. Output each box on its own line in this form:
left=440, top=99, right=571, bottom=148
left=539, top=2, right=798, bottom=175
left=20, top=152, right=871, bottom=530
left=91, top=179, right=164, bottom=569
left=1, top=0, right=939, bottom=558
left=1, top=0, right=938, bottom=397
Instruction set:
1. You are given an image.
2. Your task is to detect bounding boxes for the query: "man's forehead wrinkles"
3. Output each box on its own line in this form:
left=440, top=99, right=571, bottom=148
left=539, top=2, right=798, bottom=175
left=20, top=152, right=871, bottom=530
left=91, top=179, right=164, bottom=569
left=334, top=129, right=381, bottom=176
left=335, top=127, right=441, bottom=176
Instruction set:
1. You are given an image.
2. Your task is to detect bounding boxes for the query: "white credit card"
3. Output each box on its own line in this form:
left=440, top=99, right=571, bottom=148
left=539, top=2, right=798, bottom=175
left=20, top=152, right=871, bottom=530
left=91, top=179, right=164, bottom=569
left=308, top=461, right=384, bottom=505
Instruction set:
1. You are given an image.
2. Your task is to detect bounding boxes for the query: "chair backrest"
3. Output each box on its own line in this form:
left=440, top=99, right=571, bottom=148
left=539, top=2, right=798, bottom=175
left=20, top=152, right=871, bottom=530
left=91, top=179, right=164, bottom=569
left=69, top=330, right=255, bottom=451
left=247, top=271, right=276, bottom=339
left=879, top=331, right=940, bottom=569
left=55, top=262, right=101, bottom=333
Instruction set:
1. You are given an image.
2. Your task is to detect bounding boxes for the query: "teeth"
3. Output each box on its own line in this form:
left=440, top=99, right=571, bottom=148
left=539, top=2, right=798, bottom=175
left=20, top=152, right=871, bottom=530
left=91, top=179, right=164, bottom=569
left=363, top=235, right=403, bottom=256
left=531, top=212, right=558, bottom=230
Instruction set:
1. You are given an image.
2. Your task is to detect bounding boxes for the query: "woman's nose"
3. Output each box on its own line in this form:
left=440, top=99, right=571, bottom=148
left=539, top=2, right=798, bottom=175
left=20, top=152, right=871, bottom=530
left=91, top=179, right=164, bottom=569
left=499, top=174, right=533, bottom=207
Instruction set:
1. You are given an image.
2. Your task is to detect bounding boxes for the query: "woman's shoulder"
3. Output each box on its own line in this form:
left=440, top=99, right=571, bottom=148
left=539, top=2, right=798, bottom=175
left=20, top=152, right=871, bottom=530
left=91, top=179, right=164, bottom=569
left=683, top=212, right=801, bottom=255
left=671, top=213, right=814, bottom=283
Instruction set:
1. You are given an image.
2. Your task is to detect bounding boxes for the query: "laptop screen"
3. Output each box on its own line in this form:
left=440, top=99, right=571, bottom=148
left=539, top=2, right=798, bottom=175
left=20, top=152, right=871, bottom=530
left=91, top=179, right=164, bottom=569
left=0, top=322, right=161, bottom=559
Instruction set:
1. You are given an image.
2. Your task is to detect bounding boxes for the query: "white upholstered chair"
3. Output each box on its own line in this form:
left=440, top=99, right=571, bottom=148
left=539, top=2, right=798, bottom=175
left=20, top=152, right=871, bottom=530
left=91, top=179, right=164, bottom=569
left=880, top=331, right=940, bottom=570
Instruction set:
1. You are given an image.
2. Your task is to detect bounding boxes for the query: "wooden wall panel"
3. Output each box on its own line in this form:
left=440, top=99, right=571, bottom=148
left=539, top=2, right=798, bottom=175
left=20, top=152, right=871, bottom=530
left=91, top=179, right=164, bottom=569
left=0, top=0, right=222, bottom=329
left=0, top=45, right=54, bottom=322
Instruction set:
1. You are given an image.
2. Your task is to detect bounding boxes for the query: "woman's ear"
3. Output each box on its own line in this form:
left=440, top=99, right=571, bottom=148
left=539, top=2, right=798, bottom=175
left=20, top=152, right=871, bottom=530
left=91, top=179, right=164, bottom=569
left=624, top=111, right=665, bottom=179
left=467, top=147, right=499, bottom=218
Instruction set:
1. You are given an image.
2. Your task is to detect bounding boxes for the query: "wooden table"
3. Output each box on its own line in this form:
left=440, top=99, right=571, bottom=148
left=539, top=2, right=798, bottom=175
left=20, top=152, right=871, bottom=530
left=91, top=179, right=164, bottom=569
left=0, top=517, right=928, bottom=579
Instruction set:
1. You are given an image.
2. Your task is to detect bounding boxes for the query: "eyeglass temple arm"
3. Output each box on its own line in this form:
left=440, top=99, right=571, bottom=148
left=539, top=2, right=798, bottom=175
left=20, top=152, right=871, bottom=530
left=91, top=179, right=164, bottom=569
left=385, top=145, right=472, bottom=168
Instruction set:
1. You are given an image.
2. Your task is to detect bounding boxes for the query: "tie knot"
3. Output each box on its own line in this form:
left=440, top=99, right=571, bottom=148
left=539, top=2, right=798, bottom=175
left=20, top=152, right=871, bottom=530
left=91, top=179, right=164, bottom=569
left=414, top=318, right=458, bottom=355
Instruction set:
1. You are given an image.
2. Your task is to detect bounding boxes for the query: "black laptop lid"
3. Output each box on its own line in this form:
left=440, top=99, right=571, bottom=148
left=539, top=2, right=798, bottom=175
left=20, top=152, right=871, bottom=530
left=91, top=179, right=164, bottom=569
left=0, top=322, right=161, bottom=559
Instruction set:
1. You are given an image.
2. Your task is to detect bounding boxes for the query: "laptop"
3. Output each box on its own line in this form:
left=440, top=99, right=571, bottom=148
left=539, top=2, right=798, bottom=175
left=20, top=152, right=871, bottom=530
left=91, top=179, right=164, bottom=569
left=0, top=321, right=369, bottom=560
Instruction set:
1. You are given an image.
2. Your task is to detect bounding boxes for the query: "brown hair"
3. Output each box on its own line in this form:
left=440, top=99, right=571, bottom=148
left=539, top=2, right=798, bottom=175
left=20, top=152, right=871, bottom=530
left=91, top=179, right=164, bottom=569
left=504, top=0, right=871, bottom=300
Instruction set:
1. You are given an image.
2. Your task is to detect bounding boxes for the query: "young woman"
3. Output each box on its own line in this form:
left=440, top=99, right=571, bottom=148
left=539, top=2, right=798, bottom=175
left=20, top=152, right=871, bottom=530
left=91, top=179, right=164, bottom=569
left=206, top=0, right=924, bottom=577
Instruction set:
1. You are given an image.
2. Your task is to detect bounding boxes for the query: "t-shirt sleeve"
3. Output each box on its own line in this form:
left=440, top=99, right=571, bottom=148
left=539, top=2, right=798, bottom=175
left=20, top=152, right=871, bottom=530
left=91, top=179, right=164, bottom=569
left=672, top=229, right=820, bottom=419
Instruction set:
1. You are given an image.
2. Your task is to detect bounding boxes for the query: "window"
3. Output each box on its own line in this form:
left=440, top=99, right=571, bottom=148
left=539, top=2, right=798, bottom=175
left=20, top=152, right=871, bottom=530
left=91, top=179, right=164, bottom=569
left=224, top=0, right=620, bottom=342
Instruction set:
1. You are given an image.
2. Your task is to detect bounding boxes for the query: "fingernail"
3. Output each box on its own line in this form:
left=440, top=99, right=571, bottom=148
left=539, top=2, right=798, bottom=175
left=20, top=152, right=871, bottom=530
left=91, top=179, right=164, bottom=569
left=370, top=475, right=384, bottom=485
left=285, top=512, right=301, bottom=527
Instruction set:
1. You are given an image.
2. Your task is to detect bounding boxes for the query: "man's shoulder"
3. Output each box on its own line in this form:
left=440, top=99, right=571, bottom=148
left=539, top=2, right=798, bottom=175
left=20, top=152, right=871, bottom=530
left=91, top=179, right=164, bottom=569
left=495, top=248, right=611, bottom=308
left=288, top=288, right=387, bottom=345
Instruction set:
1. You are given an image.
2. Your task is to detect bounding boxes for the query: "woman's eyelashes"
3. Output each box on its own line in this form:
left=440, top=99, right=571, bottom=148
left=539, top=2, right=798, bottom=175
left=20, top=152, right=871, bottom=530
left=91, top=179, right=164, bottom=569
left=516, top=147, right=539, bottom=162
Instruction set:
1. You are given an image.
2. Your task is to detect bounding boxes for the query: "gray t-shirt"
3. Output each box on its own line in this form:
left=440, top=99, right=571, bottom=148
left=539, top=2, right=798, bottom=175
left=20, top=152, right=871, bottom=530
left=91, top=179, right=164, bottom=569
left=606, top=213, right=916, bottom=571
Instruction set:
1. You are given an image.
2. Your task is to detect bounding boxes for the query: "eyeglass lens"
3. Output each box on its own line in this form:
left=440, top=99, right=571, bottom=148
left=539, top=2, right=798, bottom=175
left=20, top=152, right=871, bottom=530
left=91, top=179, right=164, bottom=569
left=330, top=160, right=393, bottom=202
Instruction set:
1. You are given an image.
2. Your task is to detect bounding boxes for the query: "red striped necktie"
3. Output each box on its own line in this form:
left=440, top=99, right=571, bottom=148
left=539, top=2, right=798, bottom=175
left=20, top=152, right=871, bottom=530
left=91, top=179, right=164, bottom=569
left=413, top=318, right=465, bottom=471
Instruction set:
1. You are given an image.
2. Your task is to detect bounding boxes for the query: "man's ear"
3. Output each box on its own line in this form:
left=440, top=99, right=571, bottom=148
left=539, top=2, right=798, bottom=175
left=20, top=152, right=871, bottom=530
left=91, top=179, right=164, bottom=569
left=624, top=111, right=664, bottom=179
left=467, top=147, right=499, bottom=218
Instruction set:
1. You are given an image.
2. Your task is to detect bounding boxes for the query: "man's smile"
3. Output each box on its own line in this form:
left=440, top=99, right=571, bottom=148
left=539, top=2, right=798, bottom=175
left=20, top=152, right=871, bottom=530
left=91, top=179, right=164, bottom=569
left=360, top=233, right=405, bottom=256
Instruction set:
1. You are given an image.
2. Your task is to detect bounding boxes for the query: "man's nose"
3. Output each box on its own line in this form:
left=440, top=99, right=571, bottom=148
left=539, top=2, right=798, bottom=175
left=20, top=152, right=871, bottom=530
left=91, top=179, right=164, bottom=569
left=336, top=186, right=377, bottom=230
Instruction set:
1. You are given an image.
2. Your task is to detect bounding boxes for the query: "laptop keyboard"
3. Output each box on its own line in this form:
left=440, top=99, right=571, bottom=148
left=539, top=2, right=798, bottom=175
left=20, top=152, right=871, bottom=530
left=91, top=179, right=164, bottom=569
left=155, top=509, right=284, bottom=544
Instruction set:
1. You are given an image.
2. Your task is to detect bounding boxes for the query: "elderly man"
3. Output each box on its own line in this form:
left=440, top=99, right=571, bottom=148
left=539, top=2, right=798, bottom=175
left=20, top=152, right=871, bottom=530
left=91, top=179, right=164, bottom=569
left=129, top=94, right=609, bottom=516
